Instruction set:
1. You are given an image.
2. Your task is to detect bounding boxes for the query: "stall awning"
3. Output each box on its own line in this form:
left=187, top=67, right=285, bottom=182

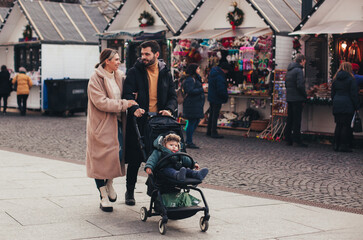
left=170, top=27, right=271, bottom=39
left=290, top=20, right=363, bottom=35
left=98, top=26, right=166, bottom=39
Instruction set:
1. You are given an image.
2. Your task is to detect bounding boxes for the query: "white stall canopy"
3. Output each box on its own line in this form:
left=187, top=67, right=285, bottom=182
left=290, top=0, right=363, bottom=35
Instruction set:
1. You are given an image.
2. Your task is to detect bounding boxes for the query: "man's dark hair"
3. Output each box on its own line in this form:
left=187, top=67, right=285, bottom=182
left=140, top=40, right=160, bottom=54
left=295, top=54, right=306, bottom=64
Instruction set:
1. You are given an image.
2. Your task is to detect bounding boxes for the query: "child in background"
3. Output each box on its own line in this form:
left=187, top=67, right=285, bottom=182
left=145, top=133, right=208, bottom=181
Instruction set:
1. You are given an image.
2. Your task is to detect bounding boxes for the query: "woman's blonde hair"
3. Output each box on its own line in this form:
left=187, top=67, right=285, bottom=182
left=333, top=62, right=354, bottom=79
left=95, top=48, right=118, bottom=68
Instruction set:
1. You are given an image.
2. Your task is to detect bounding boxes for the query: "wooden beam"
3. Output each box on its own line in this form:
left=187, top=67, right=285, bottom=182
left=59, top=3, right=86, bottom=42
left=38, top=1, right=65, bottom=40
left=79, top=5, right=100, bottom=34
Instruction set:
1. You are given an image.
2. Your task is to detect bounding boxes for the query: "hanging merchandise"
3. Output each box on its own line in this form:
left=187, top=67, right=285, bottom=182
left=226, top=2, right=244, bottom=30
left=347, top=40, right=362, bottom=63
left=138, top=11, right=155, bottom=27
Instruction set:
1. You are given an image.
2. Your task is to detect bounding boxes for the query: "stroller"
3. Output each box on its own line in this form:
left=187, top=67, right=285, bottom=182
left=133, top=115, right=210, bottom=235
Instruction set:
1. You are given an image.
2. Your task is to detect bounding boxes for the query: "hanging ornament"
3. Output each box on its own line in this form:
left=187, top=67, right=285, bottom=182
left=138, top=11, right=155, bottom=27
left=226, top=2, right=244, bottom=30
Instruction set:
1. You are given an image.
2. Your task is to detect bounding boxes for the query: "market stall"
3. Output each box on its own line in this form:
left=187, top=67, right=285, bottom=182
left=169, top=0, right=301, bottom=133
left=97, top=0, right=202, bottom=71
left=290, top=0, right=363, bottom=135
left=0, top=0, right=106, bottom=111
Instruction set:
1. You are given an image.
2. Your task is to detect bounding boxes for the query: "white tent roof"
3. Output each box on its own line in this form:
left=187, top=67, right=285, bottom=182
left=291, top=0, right=363, bottom=35
left=290, top=20, right=363, bottom=35
left=98, top=25, right=166, bottom=38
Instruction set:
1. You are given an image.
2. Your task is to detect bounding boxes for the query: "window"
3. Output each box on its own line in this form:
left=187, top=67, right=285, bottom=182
left=14, top=44, right=40, bottom=72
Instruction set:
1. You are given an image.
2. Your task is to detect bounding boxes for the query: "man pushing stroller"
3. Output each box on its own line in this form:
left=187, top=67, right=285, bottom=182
left=145, top=133, right=209, bottom=181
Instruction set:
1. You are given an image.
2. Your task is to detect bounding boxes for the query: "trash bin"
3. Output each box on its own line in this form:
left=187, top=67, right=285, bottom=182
left=44, top=78, right=88, bottom=116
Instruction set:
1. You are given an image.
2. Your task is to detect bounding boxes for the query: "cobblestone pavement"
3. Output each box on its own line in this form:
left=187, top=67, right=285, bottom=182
left=1, top=111, right=362, bottom=213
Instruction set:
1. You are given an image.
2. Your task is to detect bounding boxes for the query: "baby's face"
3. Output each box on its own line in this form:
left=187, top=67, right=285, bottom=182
left=165, top=141, right=179, bottom=153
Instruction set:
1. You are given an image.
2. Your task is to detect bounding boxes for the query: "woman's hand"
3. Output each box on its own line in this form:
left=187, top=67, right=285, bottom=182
left=127, top=100, right=137, bottom=108
left=134, top=108, right=145, bottom=117
left=145, top=168, right=152, bottom=175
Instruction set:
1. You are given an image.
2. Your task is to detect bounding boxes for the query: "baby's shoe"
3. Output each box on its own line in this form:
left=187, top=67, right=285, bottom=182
left=176, top=167, right=186, bottom=181
left=196, top=168, right=209, bottom=180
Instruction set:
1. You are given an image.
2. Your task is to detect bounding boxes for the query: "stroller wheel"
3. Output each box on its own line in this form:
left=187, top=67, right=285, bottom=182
left=140, top=207, right=148, bottom=222
left=200, top=216, right=209, bottom=232
left=158, top=219, right=167, bottom=235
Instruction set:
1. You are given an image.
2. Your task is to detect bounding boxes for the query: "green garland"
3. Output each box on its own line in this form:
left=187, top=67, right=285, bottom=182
left=23, top=24, right=32, bottom=41
left=226, top=3, right=244, bottom=29
left=138, top=11, right=155, bottom=27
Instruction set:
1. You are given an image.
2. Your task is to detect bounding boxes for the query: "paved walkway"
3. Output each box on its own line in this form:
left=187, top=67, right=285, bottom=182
left=0, top=111, right=362, bottom=214
left=1, top=150, right=363, bottom=239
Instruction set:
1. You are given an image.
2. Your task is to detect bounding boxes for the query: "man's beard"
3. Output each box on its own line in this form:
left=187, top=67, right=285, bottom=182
left=143, top=56, right=156, bottom=67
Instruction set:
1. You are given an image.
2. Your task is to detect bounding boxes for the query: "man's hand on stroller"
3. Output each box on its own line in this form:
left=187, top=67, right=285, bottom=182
left=159, top=110, right=172, bottom=116
left=194, top=163, right=200, bottom=170
left=134, top=108, right=145, bottom=117
left=146, top=168, right=153, bottom=175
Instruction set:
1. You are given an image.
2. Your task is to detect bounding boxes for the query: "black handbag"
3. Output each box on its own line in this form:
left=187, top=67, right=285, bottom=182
left=352, top=112, right=362, bottom=133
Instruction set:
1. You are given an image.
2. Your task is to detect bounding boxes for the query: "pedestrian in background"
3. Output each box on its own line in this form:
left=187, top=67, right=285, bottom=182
left=284, top=54, right=307, bottom=147
left=331, top=62, right=359, bottom=152
left=86, top=48, right=137, bottom=212
left=123, top=40, right=177, bottom=206
left=351, top=63, right=363, bottom=89
left=182, top=63, right=205, bottom=148
left=0, top=65, right=12, bottom=115
left=12, top=67, right=32, bottom=116
left=206, top=62, right=230, bottom=138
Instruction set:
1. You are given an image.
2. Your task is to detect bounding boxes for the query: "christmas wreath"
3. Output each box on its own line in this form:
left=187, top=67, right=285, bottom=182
left=226, top=2, right=244, bottom=30
left=138, top=11, right=155, bottom=27
left=23, top=24, right=32, bottom=41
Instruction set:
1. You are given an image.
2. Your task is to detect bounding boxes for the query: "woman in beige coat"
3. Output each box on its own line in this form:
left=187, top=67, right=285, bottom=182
left=86, top=48, right=137, bottom=212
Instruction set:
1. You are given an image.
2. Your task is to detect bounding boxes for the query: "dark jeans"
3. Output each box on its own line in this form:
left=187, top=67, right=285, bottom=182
left=334, top=113, right=354, bottom=149
left=185, top=118, right=200, bottom=144
left=0, top=94, right=9, bottom=113
left=285, top=101, right=304, bottom=143
left=207, top=103, right=222, bottom=135
left=162, top=167, right=196, bottom=179
left=17, top=94, right=28, bottom=115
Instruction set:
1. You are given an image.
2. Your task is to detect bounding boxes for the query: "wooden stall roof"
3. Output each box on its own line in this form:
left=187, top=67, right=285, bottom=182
left=17, top=0, right=107, bottom=43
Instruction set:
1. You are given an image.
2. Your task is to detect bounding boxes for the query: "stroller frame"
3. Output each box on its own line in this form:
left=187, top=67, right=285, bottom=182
left=133, top=116, right=210, bottom=235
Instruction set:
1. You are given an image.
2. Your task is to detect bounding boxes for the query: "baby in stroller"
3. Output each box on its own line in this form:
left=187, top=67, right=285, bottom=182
left=145, top=133, right=208, bottom=181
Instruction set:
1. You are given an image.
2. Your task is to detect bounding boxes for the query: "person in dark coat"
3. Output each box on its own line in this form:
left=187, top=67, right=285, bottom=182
left=206, top=62, right=230, bottom=138
left=284, top=54, right=307, bottom=147
left=331, top=62, right=359, bottom=152
left=182, top=63, right=205, bottom=148
left=0, top=65, right=12, bottom=115
left=122, top=40, right=177, bottom=205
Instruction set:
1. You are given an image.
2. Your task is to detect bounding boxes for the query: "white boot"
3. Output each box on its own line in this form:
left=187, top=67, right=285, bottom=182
left=106, top=179, right=117, bottom=202
left=99, top=186, right=113, bottom=212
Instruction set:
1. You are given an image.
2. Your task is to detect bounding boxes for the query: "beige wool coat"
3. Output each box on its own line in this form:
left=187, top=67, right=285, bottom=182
left=86, top=66, right=129, bottom=179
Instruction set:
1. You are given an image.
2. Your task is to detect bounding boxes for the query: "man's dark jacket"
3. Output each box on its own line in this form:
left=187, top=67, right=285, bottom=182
left=207, top=67, right=228, bottom=104
left=331, top=70, right=359, bottom=115
left=285, top=62, right=307, bottom=102
left=122, top=59, right=177, bottom=164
